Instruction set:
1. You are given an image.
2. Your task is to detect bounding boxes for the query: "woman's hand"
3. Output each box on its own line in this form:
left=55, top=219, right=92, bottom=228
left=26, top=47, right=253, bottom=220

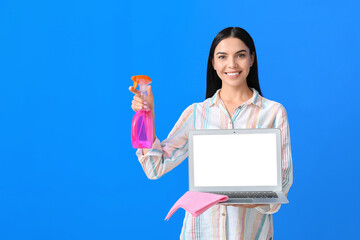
left=129, top=85, right=155, bottom=114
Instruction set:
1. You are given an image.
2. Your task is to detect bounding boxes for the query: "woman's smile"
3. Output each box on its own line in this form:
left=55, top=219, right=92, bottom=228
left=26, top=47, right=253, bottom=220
left=225, top=71, right=242, bottom=78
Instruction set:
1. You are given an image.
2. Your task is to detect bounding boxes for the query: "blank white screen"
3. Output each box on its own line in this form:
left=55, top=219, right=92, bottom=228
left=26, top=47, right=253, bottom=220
left=193, top=133, right=278, bottom=187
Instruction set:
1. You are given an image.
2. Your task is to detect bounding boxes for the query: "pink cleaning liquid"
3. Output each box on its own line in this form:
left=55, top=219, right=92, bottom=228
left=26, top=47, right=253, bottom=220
left=131, top=109, right=153, bottom=148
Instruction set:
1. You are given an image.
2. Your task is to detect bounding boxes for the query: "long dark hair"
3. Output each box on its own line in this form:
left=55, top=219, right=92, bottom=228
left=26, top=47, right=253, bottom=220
left=206, top=27, right=263, bottom=99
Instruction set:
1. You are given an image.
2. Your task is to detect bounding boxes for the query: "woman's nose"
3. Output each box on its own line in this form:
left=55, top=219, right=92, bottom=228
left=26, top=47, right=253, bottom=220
left=228, top=57, right=238, bottom=68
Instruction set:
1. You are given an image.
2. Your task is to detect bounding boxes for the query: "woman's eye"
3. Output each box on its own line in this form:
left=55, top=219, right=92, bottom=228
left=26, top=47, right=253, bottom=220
left=238, top=54, right=246, bottom=58
left=218, top=55, right=225, bottom=59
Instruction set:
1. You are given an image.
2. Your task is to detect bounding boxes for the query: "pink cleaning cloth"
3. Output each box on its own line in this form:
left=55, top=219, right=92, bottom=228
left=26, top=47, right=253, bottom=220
left=165, top=191, right=228, bottom=220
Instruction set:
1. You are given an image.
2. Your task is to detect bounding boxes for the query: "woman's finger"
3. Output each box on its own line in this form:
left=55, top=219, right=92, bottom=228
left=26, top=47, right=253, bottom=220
left=129, top=86, right=140, bottom=95
left=132, top=99, right=148, bottom=112
left=132, top=99, right=142, bottom=108
left=133, top=95, right=144, bottom=103
left=147, top=85, right=153, bottom=97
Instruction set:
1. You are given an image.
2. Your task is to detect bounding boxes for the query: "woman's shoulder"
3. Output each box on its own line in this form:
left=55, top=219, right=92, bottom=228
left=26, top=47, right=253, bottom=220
left=260, top=95, right=286, bottom=110
left=260, top=95, right=289, bottom=121
left=177, top=97, right=210, bottom=116
left=194, top=97, right=213, bottom=106
left=189, top=97, right=215, bottom=113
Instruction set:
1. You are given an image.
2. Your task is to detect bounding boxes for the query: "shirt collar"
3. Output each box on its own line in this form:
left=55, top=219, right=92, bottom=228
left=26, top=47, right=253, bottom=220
left=209, top=88, right=262, bottom=108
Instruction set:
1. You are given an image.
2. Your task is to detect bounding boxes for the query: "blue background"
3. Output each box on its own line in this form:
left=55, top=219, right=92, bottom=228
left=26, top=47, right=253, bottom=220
left=1, top=0, right=359, bottom=239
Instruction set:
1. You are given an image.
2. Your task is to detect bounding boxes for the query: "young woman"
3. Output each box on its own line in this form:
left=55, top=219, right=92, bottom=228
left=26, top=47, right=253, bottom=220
left=129, top=27, right=293, bottom=240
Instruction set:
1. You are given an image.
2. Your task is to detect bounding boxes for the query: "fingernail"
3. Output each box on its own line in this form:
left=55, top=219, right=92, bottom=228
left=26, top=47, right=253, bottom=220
left=144, top=101, right=147, bottom=105
left=143, top=105, right=148, bottom=109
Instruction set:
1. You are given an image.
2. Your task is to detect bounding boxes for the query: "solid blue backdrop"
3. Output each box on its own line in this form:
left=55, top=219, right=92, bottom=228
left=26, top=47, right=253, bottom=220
left=1, top=0, right=359, bottom=239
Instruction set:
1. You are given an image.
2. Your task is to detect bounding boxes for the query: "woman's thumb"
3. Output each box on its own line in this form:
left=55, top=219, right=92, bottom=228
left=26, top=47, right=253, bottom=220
left=147, top=85, right=153, bottom=97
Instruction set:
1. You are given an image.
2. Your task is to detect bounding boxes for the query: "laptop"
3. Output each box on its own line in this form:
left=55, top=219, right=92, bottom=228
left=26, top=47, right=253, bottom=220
left=188, top=128, right=288, bottom=204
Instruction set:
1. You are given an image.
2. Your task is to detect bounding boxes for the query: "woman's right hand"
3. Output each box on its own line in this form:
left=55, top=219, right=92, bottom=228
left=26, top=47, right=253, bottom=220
left=129, top=85, right=155, bottom=114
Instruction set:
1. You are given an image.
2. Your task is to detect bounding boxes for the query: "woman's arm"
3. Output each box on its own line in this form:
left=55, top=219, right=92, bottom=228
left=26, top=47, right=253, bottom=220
left=136, top=104, right=194, bottom=179
left=129, top=85, right=194, bottom=179
left=255, top=104, right=293, bottom=214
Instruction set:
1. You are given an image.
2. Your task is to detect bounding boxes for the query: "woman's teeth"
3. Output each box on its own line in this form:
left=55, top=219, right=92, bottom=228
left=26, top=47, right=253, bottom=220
left=226, top=72, right=240, bottom=76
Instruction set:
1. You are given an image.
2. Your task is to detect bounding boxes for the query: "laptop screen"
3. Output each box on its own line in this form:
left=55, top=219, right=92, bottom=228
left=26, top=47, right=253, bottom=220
left=192, top=132, right=278, bottom=187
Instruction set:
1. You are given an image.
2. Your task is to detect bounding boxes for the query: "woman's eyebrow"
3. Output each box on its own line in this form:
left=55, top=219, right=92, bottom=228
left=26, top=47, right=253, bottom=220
left=235, top=50, right=247, bottom=54
left=216, top=49, right=247, bottom=55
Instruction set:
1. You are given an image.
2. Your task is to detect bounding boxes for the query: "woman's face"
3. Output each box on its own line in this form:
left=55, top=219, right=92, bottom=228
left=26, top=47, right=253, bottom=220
left=212, top=37, right=255, bottom=89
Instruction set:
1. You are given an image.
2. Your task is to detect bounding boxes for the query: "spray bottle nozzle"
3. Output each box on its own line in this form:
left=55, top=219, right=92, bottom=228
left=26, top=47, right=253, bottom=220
left=131, top=75, right=152, bottom=91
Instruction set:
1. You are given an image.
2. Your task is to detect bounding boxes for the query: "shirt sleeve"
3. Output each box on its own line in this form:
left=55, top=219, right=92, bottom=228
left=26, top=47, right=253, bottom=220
left=256, top=104, right=293, bottom=214
left=135, top=104, right=194, bottom=179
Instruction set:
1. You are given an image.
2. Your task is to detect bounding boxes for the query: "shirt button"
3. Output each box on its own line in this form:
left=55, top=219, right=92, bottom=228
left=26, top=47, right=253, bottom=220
left=222, top=213, right=226, bottom=216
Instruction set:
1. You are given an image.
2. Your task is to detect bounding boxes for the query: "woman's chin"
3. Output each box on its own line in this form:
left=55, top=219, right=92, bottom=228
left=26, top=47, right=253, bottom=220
left=221, top=79, right=247, bottom=88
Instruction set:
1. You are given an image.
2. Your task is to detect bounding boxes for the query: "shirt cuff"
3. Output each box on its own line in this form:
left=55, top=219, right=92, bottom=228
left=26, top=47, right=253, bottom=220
left=255, top=204, right=280, bottom=214
left=135, top=137, right=163, bottom=161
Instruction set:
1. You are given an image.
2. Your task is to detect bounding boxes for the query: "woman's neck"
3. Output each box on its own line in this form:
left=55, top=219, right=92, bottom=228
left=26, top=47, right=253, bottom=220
left=219, top=84, right=253, bottom=105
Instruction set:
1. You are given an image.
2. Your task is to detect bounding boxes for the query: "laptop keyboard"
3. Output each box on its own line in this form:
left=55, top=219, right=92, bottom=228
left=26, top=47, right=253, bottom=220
left=213, top=191, right=278, bottom=198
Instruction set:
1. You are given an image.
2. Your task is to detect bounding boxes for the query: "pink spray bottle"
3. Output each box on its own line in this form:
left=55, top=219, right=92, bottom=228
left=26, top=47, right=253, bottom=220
left=131, top=75, right=154, bottom=149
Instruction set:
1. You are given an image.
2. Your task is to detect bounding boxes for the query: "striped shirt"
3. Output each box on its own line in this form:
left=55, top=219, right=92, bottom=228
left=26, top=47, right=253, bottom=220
left=136, top=88, right=293, bottom=240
